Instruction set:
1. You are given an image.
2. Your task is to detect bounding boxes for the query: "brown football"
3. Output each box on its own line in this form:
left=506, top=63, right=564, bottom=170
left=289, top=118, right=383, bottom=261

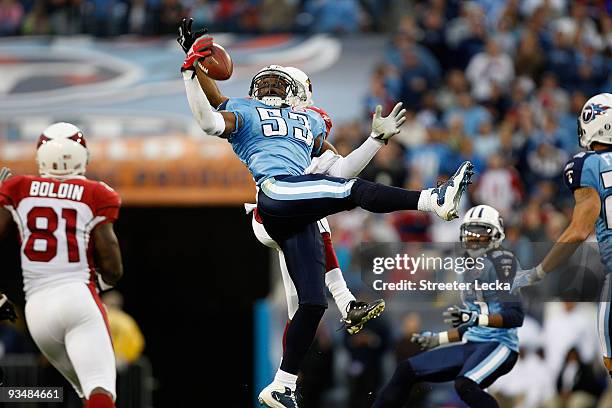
left=197, top=43, right=233, bottom=81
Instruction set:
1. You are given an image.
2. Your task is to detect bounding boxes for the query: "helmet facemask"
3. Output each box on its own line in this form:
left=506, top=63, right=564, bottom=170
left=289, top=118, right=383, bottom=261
left=460, top=223, right=503, bottom=258
left=249, top=68, right=299, bottom=108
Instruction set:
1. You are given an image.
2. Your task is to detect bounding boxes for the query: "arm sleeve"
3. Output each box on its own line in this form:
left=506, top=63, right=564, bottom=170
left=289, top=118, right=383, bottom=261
left=183, top=71, right=227, bottom=136
left=326, top=137, right=384, bottom=178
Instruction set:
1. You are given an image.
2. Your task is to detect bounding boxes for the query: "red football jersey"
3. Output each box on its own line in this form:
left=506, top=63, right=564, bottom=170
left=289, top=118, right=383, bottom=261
left=0, top=176, right=121, bottom=298
left=306, top=105, right=333, bottom=138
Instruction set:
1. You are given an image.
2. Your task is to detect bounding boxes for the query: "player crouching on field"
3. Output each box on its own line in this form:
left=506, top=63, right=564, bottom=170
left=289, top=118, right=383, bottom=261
left=0, top=123, right=122, bottom=408
left=372, top=205, right=523, bottom=408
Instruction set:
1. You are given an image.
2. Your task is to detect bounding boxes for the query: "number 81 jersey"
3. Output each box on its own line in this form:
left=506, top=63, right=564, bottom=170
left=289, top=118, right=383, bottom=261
left=564, top=150, right=612, bottom=270
left=0, top=175, right=121, bottom=299
left=220, top=97, right=327, bottom=185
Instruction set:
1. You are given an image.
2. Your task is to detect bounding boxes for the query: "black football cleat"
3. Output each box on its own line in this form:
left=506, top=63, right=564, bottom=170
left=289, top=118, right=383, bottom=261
left=343, top=299, right=386, bottom=335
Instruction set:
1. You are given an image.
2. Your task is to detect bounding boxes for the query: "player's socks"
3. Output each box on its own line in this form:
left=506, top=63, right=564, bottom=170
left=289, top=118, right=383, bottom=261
left=454, top=377, right=499, bottom=408
left=272, top=369, right=298, bottom=391
left=279, top=304, right=325, bottom=375
left=325, top=268, right=355, bottom=319
left=85, top=393, right=115, bottom=408
left=321, top=232, right=355, bottom=318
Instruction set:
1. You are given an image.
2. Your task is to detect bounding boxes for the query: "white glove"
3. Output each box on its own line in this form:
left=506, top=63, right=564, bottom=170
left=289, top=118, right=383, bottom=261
left=370, top=102, right=406, bottom=144
left=304, top=150, right=342, bottom=175
left=510, top=264, right=545, bottom=295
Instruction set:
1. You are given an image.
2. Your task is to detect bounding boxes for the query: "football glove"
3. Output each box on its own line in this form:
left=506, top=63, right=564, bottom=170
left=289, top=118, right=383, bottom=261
left=0, top=167, right=12, bottom=184
left=443, top=305, right=479, bottom=328
left=0, top=295, right=17, bottom=322
left=177, top=17, right=208, bottom=54
left=370, top=102, right=406, bottom=144
left=181, top=35, right=213, bottom=72
left=411, top=331, right=439, bottom=351
left=510, top=265, right=545, bottom=295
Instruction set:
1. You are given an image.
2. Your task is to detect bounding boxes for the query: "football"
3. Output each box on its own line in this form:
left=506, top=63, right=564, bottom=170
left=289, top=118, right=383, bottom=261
left=197, top=43, right=233, bottom=81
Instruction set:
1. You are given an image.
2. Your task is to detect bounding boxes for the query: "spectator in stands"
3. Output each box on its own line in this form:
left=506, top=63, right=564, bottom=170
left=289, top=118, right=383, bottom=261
left=473, top=154, right=523, bottom=217
left=102, top=291, right=145, bottom=368
left=466, top=37, right=515, bottom=101
left=0, top=0, right=23, bottom=35
left=514, top=29, right=547, bottom=80
left=304, top=0, right=362, bottom=34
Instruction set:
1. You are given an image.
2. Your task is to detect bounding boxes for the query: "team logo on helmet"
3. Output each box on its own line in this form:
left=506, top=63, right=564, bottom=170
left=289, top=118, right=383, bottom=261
left=582, top=103, right=610, bottom=123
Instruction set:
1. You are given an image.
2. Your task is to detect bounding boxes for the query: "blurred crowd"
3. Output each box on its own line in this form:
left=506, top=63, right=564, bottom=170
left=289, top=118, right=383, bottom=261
left=317, top=1, right=612, bottom=407
left=0, top=0, right=399, bottom=36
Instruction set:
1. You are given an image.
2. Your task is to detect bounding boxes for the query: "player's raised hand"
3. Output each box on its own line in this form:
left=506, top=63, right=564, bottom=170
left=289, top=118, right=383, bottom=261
left=181, top=35, right=214, bottom=72
left=370, top=102, right=406, bottom=144
left=410, top=331, right=439, bottom=350
left=0, top=294, right=17, bottom=322
left=0, top=167, right=12, bottom=185
left=443, top=305, right=478, bottom=328
left=177, top=17, right=209, bottom=54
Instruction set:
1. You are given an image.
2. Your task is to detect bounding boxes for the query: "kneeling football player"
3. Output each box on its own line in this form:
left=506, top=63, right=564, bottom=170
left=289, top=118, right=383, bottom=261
left=372, top=205, right=523, bottom=408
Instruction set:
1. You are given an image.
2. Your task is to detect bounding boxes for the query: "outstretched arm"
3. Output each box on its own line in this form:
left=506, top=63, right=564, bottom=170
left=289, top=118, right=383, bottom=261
left=539, top=187, right=599, bottom=273
left=305, top=103, right=406, bottom=178
left=195, top=66, right=228, bottom=109
left=512, top=187, right=599, bottom=292
left=183, top=71, right=237, bottom=137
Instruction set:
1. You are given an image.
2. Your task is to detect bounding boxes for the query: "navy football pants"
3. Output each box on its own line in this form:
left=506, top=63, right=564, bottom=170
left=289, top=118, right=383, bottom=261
left=372, top=341, right=518, bottom=408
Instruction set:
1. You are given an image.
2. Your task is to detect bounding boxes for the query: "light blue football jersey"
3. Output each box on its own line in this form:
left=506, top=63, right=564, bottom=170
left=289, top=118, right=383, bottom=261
left=460, top=249, right=521, bottom=352
left=564, top=150, right=612, bottom=270
left=219, top=98, right=327, bottom=185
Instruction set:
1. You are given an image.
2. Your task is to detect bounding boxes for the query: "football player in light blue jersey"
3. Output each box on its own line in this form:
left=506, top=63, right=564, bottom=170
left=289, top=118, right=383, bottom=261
left=373, top=205, right=523, bottom=408
left=180, top=26, right=474, bottom=408
left=511, top=93, right=612, bottom=378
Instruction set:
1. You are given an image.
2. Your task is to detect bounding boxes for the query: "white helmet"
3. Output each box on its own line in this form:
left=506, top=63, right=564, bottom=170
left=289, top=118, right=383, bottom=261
left=249, top=65, right=302, bottom=107
left=578, top=93, right=612, bottom=149
left=460, top=205, right=505, bottom=257
left=36, top=122, right=89, bottom=178
left=283, top=66, right=313, bottom=109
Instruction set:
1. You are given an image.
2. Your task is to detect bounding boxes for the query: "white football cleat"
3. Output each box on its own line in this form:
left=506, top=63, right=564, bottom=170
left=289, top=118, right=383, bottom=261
left=427, top=161, right=474, bottom=221
left=258, top=384, right=299, bottom=408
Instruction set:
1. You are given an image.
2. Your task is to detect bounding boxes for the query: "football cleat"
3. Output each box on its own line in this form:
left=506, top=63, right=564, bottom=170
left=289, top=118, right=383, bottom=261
left=258, top=384, right=299, bottom=408
left=343, top=299, right=386, bottom=335
left=429, top=161, right=474, bottom=221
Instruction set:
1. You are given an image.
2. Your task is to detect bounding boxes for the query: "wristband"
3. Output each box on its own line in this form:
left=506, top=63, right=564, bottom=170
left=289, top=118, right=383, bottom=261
left=478, top=314, right=489, bottom=327
left=439, top=331, right=449, bottom=345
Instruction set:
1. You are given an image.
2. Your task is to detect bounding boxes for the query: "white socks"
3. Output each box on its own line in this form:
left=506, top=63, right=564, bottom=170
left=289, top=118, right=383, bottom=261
left=273, top=369, right=298, bottom=391
left=325, top=268, right=356, bottom=319
left=417, top=189, right=433, bottom=212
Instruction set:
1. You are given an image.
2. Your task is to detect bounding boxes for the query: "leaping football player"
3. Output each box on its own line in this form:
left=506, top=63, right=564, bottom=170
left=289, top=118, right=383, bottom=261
left=373, top=205, right=523, bottom=408
left=179, top=21, right=474, bottom=408
left=0, top=123, right=122, bottom=408
left=177, top=19, right=390, bottom=336
left=512, top=93, right=612, bottom=378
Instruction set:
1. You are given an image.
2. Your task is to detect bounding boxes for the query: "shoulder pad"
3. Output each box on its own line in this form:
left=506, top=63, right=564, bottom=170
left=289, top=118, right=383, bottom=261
left=563, top=151, right=598, bottom=191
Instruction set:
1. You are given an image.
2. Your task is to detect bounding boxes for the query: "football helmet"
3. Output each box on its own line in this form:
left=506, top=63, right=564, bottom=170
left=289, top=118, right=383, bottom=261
left=578, top=93, right=612, bottom=149
left=460, top=204, right=505, bottom=257
left=36, top=122, right=89, bottom=178
left=283, top=66, right=313, bottom=109
left=249, top=65, right=302, bottom=108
